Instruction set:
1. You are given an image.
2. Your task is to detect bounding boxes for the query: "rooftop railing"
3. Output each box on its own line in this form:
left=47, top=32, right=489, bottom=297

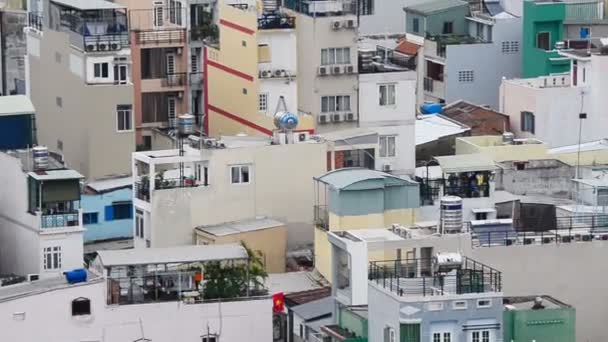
left=314, top=205, right=329, bottom=230
left=258, top=13, right=296, bottom=29
left=369, top=257, right=501, bottom=297
left=28, top=12, right=43, bottom=31
left=41, top=211, right=80, bottom=229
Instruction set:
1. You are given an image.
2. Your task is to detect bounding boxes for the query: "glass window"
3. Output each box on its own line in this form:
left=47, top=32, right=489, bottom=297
left=83, top=212, right=98, bottom=225
left=231, top=165, right=251, bottom=184
left=521, top=111, right=535, bottom=133
left=359, top=0, right=374, bottom=15
left=117, top=104, right=133, bottom=132
left=433, top=333, right=441, bottom=342
left=442, top=21, right=453, bottom=34
left=94, top=63, right=109, bottom=78
left=135, top=209, right=144, bottom=238
left=472, top=331, right=480, bottom=342
left=320, top=48, right=350, bottom=65
left=413, top=18, right=419, bottom=33
left=380, top=136, right=396, bottom=157
left=379, top=84, right=396, bottom=106
left=106, top=202, right=132, bottom=221
left=43, top=246, right=62, bottom=270
left=443, top=332, right=451, bottom=342
left=537, top=32, right=550, bottom=50
left=482, top=331, right=490, bottom=342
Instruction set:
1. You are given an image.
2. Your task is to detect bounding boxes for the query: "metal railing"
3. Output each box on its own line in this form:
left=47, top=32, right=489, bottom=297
left=28, top=12, right=43, bottom=31
left=190, top=25, right=218, bottom=41
left=189, top=72, right=203, bottom=86
left=314, top=205, right=329, bottom=230
left=258, top=13, right=296, bottom=30
left=369, top=257, right=501, bottom=297
left=134, top=181, right=150, bottom=202
left=135, top=29, right=185, bottom=45
left=161, top=72, right=187, bottom=87
left=444, top=184, right=490, bottom=198
left=155, top=177, right=201, bottom=190
left=41, top=212, right=80, bottom=229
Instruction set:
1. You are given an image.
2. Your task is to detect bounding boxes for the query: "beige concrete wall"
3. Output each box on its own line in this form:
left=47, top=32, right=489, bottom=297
left=196, top=225, right=287, bottom=273
left=150, top=142, right=327, bottom=249
left=456, top=136, right=549, bottom=162
left=28, top=30, right=134, bottom=179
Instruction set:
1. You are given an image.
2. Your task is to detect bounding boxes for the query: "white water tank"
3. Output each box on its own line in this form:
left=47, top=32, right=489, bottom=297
left=32, top=146, right=49, bottom=170
left=502, top=132, right=514, bottom=145
left=178, top=114, right=195, bottom=135
left=440, top=196, right=463, bottom=234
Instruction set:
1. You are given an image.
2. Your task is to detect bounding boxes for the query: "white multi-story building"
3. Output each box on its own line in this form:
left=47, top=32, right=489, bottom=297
left=0, top=148, right=84, bottom=279
left=500, top=47, right=608, bottom=147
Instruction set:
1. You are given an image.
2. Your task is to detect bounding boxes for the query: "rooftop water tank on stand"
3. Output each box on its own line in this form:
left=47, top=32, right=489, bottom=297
left=32, top=146, right=49, bottom=170
left=274, top=111, right=299, bottom=130
left=440, top=196, right=463, bottom=234
left=178, top=114, right=195, bottom=136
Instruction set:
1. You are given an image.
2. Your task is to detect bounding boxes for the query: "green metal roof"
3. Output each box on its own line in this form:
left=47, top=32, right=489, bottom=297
left=405, top=0, right=468, bottom=15
left=0, top=95, right=34, bottom=116
left=315, top=168, right=417, bottom=191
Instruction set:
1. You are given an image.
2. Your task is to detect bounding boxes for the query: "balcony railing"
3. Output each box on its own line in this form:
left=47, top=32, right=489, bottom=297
left=155, top=177, right=200, bottom=190
left=190, top=25, right=218, bottom=41
left=57, top=10, right=129, bottom=51
left=161, top=72, right=187, bottom=87
left=444, top=184, right=490, bottom=198
left=41, top=212, right=80, bottom=229
left=314, top=205, right=329, bottom=230
left=258, top=13, right=296, bottom=30
left=134, top=181, right=150, bottom=202
left=369, top=257, right=501, bottom=297
left=28, top=12, right=43, bottom=31
left=189, top=72, right=203, bottom=86
left=135, top=29, right=185, bottom=45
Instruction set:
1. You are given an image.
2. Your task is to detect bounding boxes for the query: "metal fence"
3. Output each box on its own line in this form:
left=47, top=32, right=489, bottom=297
left=134, top=181, right=150, bottom=202
left=161, top=72, right=187, bottom=87
left=314, top=205, right=329, bottom=230
left=41, top=212, right=80, bottom=229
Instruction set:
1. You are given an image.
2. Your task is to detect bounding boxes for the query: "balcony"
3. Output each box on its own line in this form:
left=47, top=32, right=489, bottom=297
left=369, top=257, right=501, bottom=297
left=40, top=211, right=80, bottom=229
left=258, top=13, right=296, bottom=30
left=284, top=0, right=357, bottom=16
left=135, top=29, right=185, bottom=45
left=129, top=7, right=187, bottom=46
left=189, top=72, right=203, bottom=86
left=161, top=72, right=188, bottom=87
left=314, top=205, right=329, bottom=230
left=423, top=77, right=445, bottom=100
left=28, top=12, right=43, bottom=31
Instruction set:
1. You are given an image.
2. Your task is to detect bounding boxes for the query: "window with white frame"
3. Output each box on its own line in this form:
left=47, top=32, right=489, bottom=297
left=383, top=327, right=396, bottom=342
left=116, top=105, right=133, bottom=132
left=43, top=246, right=62, bottom=270
left=501, top=41, right=519, bottom=54
left=191, top=50, right=199, bottom=73
left=153, top=1, right=164, bottom=27
left=458, top=70, right=474, bottom=83
left=359, top=0, right=374, bottom=15
left=521, top=111, right=535, bottom=134
left=135, top=209, right=144, bottom=238
left=433, top=332, right=451, bottom=342
left=477, top=299, right=492, bottom=308
left=168, top=96, right=177, bottom=119
left=471, top=330, right=491, bottom=342
left=168, top=0, right=182, bottom=25
left=114, top=64, right=128, bottom=84
left=452, top=300, right=467, bottom=310
left=259, top=93, right=269, bottom=113
left=379, top=136, right=396, bottom=157
left=379, top=84, right=396, bottom=106
left=230, top=165, right=250, bottom=184
left=321, top=47, right=351, bottom=65
left=93, top=62, right=109, bottom=79
left=166, top=53, right=176, bottom=74
left=321, top=95, right=351, bottom=112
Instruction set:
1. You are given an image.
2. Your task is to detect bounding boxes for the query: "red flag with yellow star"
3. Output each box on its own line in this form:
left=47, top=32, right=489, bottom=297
left=272, top=292, right=285, bottom=313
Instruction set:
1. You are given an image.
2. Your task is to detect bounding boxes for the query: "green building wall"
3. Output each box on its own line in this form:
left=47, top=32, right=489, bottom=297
left=503, top=307, right=575, bottom=342
left=405, top=5, right=469, bottom=36
left=522, top=0, right=570, bottom=77
left=337, top=306, right=368, bottom=342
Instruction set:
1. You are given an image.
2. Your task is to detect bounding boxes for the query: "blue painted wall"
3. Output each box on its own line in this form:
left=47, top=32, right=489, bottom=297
left=81, top=188, right=133, bottom=242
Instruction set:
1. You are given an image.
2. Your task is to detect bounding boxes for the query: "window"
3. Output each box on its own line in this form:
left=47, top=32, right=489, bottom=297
left=475, top=212, right=488, bottom=221
left=230, top=165, right=250, bottom=184
left=458, top=70, right=474, bottom=83
left=105, top=202, right=132, bottom=221
left=71, top=298, right=91, bottom=316
left=83, top=212, right=99, bottom=225
left=168, top=96, right=176, bottom=120
left=117, top=104, right=133, bottom=132
left=413, top=18, right=420, bottom=33
left=482, top=331, right=490, bottom=342
left=114, top=64, right=128, bottom=84
left=201, top=335, right=217, bottom=342
left=321, top=95, right=351, bottom=112
left=242, top=88, right=248, bottom=95
left=442, top=21, right=453, bottom=34
left=321, top=47, right=351, bottom=65
left=258, top=44, right=271, bottom=63
left=427, top=302, right=444, bottom=311
left=259, top=93, right=269, bottom=113
left=191, top=51, right=198, bottom=73
left=43, top=246, right=61, bottom=270
left=242, top=40, right=247, bottom=47
left=452, top=300, right=467, bottom=310
left=166, top=53, right=175, bottom=74
left=521, top=111, right=535, bottom=134
left=383, top=327, right=396, bottom=342
left=359, top=0, right=374, bottom=15
left=55, top=52, right=62, bottom=63
left=94, top=63, right=109, bottom=78
left=401, top=324, right=420, bottom=342
left=57, top=139, right=63, bottom=150
left=537, top=31, right=550, bottom=50
left=379, top=84, right=396, bottom=106
left=56, top=96, right=62, bottom=107
left=472, top=330, right=491, bottom=342
left=153, top=1, right=164, bottom=27
left=501, top=41, right=519, bottom=54
left=444, top=332, right=451, bottom=342
left=472, top=331, right=480, bottom=342
left=135, top=209, right=144, bottom=238
left=477, top=299, right=492, bottom=308
left=379, top=136, right=396, bottom=157
left=433, top=333, right=441, bottom=342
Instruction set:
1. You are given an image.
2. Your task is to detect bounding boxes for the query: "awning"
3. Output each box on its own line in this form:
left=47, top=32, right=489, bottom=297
left=434, top=154, right=497, bottom=173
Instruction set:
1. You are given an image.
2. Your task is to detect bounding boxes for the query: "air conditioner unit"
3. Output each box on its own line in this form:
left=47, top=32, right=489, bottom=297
left=274, top=69, right=283, bottom=77
left=331, top=20, right=342, bottom=30
left=332, top=65, right=343, bottom=74
left=344, top=112, right=356, bottom=122
left=344, top=19, right=356, bottom=29
left=85, top=44, right=97, bottom=52
left=345, top=65, right=355, bottom=74
left=318, top=66, right=328, bottom=76
left=97, top=42, right=108, bottom=51
left=331, top=113, right=343, bottom=122
left=383, top=163, right=392, bottom=172
left=203, top=138, right=217, bottom=148
left=294, top=132, right=310, bottom=142
left=318, top=113, right=329, bottom=124
left=110, top=42, right=121, bottom=51
left=27, top=274, right=39, bottom=282
left=260, top=70, right=271, bottom=78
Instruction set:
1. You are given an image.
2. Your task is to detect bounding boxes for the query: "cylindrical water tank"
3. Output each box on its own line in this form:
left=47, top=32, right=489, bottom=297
left=32, top=146, right=49, bottom=170
left=64, top=268, right=87, bottom=284
left=502, top=132, right=514, bottom=145
left=440, top=196, right=463, bottom=234
left=420, top=102, right=443, bottom=114
left=178, top=114, right=195, bottom=135
left=274, top=111, right=298, bottom=130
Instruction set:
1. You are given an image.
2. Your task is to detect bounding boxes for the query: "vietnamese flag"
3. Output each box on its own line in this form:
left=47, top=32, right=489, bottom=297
left=272, top=292, right=285, bottom=313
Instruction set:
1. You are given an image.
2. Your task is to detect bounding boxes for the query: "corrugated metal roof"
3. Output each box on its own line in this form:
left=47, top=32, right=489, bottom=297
left=291, top=297, right=334, bottom=321
left=434, top=154, right=497, bottom=173
left=28, top=169, right=83, bottom=181
left=315, top=168, right=416, bottom=190
left=96, top=244, right=248, bottom=267
left=0, top=95, right=34, bottom=116
left=86, top=176, right=132, bottom=192
left=196, top=217, right=284, bottom=236
left=51, top=0, right=124, bottom=10
left=405, top=0, right=468, bottom=14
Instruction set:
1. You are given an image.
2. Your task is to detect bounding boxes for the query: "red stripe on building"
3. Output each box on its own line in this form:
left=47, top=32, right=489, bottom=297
left=208, top=104, right=273, bottom=136
left=207, top=59, right=254, bottom=82
left=219, top=19, right=255, bottom=35
left=203, top=47, right=209, bottom=134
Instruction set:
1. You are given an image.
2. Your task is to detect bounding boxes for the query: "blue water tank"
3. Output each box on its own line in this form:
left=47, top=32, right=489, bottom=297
left=64, top=268, right=88, bottom=284
left=274, top=111, right=299, bottom=130
left=420, top=103, right=443, bottom=114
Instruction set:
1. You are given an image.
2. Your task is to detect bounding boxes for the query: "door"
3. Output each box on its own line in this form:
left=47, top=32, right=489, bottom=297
left=400, top=323, right=420, bottom=342
left=114, top=64, right=128, bottom=84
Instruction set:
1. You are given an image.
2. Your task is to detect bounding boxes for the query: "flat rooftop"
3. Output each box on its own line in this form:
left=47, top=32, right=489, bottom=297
left=504, top=295, right=572, bottom=311
left=196, top=217, right=284, bottom=237
left=95, top=244, right=248, bottom=267
left=0, top=270, right=102, bottom=303
left=3, top=149, right=68, bottom=173
left=0, top=95, right=34, bottom=116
